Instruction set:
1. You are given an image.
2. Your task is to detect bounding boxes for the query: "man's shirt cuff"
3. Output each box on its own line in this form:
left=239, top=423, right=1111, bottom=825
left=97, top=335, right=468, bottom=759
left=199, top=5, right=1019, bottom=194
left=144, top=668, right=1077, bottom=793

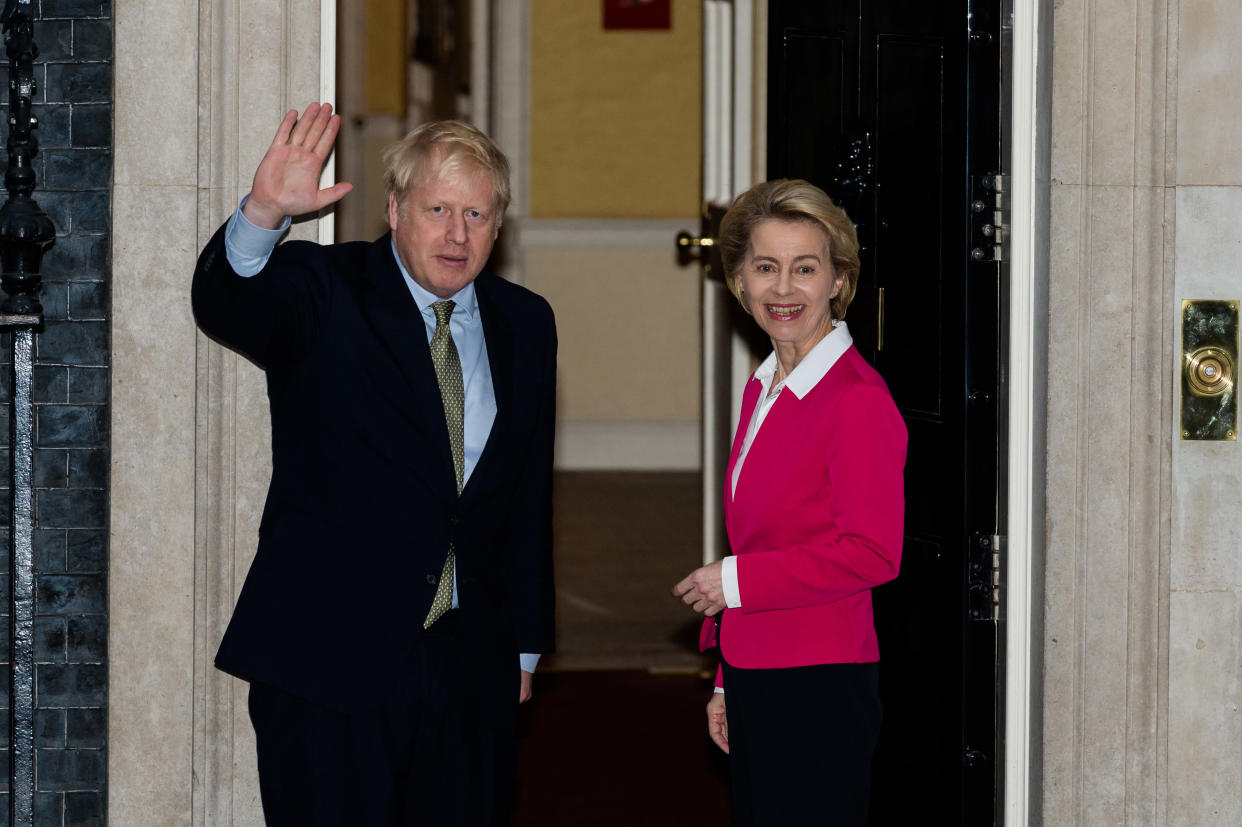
left=722, top=555, right=741, bottom=608
left=519, top=653, right=540, bottom=673
left=225, top=194, right=290, bottom=276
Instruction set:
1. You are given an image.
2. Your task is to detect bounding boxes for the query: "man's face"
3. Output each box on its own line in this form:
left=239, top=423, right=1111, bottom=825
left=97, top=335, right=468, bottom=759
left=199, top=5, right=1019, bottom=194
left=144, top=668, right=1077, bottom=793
left=388, top=162, right=500, bottom=298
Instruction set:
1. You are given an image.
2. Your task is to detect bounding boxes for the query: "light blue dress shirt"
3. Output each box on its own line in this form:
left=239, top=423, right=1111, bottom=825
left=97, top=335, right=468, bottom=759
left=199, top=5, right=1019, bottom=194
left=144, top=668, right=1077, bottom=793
left=224, top=199, right=539, bottom=674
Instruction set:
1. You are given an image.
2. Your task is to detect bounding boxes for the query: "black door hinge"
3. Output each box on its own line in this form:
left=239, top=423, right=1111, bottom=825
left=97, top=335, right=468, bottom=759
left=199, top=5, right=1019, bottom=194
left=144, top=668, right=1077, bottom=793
left=970, top=173, right=1008, bottom=263
left=968, top=532, right=1002, bottom=622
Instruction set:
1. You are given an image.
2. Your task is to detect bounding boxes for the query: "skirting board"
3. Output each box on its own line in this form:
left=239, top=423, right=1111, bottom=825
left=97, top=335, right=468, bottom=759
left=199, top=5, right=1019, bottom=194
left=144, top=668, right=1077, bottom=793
left=555, top=419, right=701, bottom=471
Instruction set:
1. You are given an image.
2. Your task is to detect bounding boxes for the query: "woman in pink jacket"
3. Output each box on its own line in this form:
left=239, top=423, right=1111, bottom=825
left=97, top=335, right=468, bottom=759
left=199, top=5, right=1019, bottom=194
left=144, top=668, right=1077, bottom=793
left=674, top=179, right=907, bottom=826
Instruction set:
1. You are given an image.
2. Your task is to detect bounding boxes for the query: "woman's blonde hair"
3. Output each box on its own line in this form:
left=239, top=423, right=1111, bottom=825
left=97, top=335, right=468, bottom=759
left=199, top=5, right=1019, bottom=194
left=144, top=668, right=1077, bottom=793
left=717, top=179, right=860, bottom=320
left=382, top=120, right=511, bottom=222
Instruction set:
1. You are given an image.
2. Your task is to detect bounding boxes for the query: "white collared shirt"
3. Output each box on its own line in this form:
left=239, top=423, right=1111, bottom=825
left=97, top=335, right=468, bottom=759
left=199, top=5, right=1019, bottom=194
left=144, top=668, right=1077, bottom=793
left=720, top=321, right=853, bottom=609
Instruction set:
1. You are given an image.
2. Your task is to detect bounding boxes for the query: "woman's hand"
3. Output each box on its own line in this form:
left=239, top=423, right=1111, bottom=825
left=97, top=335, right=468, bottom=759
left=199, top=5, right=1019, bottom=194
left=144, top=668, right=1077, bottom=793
left=707, top=692, right=729, bottom=753
left=672, top=560, right=726, bottom=616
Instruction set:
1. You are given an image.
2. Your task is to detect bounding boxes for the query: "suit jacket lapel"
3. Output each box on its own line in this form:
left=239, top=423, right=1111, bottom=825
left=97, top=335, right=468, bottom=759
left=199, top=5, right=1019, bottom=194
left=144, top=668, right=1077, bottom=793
left=359, top=234, right=458, bottom=497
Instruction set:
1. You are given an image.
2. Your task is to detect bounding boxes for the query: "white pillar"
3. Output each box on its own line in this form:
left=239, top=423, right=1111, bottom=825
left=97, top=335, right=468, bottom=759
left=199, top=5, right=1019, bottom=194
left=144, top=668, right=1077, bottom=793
left=111, top=1, right=326, bottom=823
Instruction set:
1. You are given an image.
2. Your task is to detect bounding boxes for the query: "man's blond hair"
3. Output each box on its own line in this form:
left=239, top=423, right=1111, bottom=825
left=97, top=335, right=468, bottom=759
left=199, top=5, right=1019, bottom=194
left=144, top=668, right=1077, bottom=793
left=382, top=120, right=511, bottom=222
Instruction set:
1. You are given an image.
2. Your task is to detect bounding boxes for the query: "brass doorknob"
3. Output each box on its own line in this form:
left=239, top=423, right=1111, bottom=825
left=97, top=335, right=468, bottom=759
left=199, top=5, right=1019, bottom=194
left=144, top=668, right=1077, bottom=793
left=676, top=232, right=716, bottom=250
left=676, top=231, right=716, bottom=267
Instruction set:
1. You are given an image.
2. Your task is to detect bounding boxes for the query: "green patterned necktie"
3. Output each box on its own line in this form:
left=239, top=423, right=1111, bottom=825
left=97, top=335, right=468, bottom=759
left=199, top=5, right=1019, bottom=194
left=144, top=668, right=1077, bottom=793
left=424, top=300, right=464, bottom=628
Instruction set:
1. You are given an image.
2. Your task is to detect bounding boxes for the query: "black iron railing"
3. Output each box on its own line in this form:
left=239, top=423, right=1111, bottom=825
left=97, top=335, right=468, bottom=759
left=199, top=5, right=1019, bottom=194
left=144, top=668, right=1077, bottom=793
left=0, top=1, right=55, bottom=823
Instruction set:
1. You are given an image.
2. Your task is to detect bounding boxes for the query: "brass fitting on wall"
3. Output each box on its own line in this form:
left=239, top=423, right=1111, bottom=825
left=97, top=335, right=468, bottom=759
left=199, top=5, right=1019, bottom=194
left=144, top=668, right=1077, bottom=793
left=1181, top=299, right=1238, bottom=440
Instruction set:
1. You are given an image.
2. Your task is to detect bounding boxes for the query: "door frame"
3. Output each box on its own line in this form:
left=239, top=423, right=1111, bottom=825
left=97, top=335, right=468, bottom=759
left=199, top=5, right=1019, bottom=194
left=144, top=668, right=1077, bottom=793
left=320, top=0, right=337, bottom=243
left=701, top=0, right=762, bottom=565
left=749, top=0, right=1048, bottom=822
left=1003, top=0, right=1048, bottom=823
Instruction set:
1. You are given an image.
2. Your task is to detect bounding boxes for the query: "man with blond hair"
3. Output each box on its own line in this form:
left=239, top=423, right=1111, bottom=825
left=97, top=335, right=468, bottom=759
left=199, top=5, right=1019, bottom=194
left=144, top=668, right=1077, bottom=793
left=192, top=103, right=556, bottom=825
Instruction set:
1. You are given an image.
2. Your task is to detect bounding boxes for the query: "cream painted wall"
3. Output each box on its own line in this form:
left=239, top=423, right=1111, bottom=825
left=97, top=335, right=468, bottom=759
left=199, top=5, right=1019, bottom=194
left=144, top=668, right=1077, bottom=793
left=525, top=0, right=703, bottom=468
left=364, top=0, right=407, bottom=115
left=529, top=0, right=702, bottom=218
left=520, top=218, right=703, bottom=469
left=526, top=244, right=700, bottom=419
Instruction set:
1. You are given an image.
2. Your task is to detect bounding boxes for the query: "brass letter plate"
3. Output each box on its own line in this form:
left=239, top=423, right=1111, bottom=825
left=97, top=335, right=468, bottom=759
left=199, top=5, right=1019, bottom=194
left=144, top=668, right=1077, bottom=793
left=1181, top=299, right=1238, bottom=440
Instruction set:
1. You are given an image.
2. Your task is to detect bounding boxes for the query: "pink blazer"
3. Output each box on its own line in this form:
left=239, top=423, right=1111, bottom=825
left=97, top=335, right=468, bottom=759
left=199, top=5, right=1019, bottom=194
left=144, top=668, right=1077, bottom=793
left=701, top=346, right=907, bottom=681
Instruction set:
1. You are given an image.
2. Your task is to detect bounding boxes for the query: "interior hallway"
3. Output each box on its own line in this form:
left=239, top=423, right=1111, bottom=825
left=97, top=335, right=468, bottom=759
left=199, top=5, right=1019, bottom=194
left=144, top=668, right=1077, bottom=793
left=513, top=471, right=732, bottom=825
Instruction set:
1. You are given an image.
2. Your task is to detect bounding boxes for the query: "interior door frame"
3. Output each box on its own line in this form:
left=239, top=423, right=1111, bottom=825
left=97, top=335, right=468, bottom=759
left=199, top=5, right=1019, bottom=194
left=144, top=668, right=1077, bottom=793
left=701, top=0, right=761, bottom=566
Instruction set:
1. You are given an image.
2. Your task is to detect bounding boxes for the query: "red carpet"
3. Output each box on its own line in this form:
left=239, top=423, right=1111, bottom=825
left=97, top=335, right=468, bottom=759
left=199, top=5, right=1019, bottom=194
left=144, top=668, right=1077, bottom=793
left=513, top=670, right=733, bottom=826
left=512, top=474, right=732, bottom=825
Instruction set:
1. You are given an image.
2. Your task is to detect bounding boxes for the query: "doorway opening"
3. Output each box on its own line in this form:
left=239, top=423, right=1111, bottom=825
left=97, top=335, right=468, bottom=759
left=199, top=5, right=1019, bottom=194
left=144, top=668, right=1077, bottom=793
left=332, top=4, right=721, bottom=824
left=335, top=0, right=481, bottom=244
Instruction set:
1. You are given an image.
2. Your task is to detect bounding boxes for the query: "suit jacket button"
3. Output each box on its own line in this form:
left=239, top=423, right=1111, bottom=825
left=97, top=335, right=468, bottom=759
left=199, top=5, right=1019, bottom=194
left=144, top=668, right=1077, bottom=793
left=448, top=515, right=461, bottom=526
left=426, top=573, right=437, bottom=585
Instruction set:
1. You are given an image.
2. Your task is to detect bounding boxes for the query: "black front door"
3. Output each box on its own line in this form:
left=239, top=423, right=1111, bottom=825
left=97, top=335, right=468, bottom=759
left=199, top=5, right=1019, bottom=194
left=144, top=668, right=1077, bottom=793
left=766, top=1, right=1004, bottom=823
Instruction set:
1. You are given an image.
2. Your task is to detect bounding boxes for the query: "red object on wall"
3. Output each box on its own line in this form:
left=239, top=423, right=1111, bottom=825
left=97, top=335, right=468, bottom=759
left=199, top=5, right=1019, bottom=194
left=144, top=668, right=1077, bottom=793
left=603, top=0, right=671, bottom=30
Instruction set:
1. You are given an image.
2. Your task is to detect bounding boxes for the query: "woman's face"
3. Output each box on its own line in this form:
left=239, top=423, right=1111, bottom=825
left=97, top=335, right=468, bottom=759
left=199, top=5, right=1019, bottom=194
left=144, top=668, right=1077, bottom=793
left=739, top=219, right=843, bottom=354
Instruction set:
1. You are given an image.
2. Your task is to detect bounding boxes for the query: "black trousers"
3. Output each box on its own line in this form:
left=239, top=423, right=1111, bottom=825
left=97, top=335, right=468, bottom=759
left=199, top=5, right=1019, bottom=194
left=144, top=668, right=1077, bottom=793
left=247, top=612, right=516, bottom=826
left=722, top=659, right=882, bottom=827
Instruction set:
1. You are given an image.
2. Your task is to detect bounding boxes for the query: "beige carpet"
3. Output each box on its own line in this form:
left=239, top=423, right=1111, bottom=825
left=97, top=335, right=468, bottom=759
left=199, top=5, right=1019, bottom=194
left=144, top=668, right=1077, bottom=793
left=542, top=471, right=712, bottom=674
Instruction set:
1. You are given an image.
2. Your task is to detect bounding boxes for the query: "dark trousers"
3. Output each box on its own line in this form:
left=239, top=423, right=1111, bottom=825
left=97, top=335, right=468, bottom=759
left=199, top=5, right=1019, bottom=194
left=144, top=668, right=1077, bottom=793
left=722, top=659, right=882, bottom=827
left=248, top=612, right=516, bottom=826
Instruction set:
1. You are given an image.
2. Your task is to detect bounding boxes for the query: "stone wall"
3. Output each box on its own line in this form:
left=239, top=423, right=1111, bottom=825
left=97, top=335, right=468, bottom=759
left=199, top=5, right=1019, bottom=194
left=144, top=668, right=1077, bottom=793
left=1165, top=1, right=1242, bottom=819
left=1044, top=0, right=1242, bottom=823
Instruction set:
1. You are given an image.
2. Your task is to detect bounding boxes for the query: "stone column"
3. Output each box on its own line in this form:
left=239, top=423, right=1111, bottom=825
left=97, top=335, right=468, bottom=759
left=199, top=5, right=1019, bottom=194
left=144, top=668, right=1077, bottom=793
left=110, top=1, right=324, bottom=824
left=1045, top=0, right=1242, bottom=824
left=1045, top=0, right=1173, bottom=823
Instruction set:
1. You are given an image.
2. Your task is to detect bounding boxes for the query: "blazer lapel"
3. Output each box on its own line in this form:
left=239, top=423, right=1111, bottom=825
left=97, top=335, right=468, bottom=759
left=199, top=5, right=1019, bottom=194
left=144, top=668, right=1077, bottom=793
left=724, top=376, right=762, bottom=530
left=359, top=234, right=457, bottom=497
left=727, top=348, right=860, bottom=519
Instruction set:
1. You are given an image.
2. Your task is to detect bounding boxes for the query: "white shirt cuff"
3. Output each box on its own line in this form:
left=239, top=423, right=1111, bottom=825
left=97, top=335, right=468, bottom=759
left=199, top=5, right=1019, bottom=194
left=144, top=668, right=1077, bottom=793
left=519, top=653, right=540, bottom=673
left=225, top=194, right=290, bottom=276
left=713, top=685, right=724, bottom=694
left=721, top=555, right=741, bottom=608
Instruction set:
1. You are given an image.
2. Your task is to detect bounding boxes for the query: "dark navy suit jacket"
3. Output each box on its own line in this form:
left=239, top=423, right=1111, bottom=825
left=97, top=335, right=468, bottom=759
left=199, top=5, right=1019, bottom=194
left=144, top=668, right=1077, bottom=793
left=192, top=222, right=556, bottom=711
